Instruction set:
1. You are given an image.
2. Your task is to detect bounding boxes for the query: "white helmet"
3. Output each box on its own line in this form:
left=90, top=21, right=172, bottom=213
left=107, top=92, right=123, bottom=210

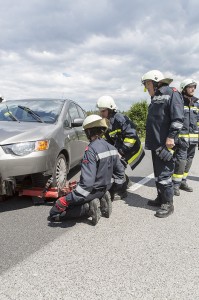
left=180, top=78, right=197, bottom=92
left=83, top=114, right=108, bottom=130
left=96, top=95, right=117, bottom=110
left=141, top=70, right=173, bottom=85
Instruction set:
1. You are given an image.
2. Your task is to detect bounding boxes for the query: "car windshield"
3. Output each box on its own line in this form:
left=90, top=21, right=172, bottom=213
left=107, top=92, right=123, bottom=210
left=0, top=99, right=65, bottom=123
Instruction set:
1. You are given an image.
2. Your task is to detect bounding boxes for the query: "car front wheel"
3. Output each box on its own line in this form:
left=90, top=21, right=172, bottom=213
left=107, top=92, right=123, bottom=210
left=53, top=153, right=68, bottom=190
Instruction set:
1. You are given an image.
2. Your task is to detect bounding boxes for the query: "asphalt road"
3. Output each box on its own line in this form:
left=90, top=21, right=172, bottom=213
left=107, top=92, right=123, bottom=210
left=0, top=150, right=199, bottom=300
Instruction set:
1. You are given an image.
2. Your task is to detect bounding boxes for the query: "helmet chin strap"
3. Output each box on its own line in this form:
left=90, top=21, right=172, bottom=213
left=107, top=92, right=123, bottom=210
left=153, top=81, right=159, bottom=93
left=108, top=108, right=116, bottom=118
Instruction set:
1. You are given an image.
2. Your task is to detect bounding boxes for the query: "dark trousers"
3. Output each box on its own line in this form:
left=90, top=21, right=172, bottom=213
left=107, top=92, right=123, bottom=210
left=151, top=150, right=174, bottom=204
left=173, top=144, right=196, bottom=186
left=63, top=189, right=106, bottom=219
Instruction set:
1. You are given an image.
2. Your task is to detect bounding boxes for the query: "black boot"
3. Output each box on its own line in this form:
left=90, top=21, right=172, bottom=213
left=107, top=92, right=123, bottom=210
left=110, top=182, right=128, bottom=201
left=111, top=191, right=128, bottom=201
left=174, top=186, right=180, bottom=196
left=147, top=196, right=162, bottom=207
left=155, top=203, right=174, bottom=218
left=88, top=199, right=101, bottom=225
left=100, top=192, right=112, bottom=218
left=180, top=181, right=193, bottom=192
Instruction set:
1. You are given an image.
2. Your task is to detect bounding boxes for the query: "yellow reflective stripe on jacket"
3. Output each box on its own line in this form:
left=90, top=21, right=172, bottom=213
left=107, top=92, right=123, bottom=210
left=128, top=144, right=142, bottom=164
left=189, top=133, right=198, bottom=138
left=178, top=134, right=189, bottom=138
left=109, top=129, right=121, bottom=136
left=168, top=148, right=174, bottom=154
left=123, top=138, right=136, bottom=144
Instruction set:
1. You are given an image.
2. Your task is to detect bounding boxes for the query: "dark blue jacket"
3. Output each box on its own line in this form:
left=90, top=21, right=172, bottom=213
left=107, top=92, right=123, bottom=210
left=176, top=95, right=199, bottom=146
left=105, top=112, right=145, bottom=170
left=66, top=138, right=125, bottom=204
left=145, top=86, right=184, bottom=150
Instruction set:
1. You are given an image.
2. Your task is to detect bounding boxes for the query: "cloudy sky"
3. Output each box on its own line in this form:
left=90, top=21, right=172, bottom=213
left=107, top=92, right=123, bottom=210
left=0, top=0, right=199, bottom=111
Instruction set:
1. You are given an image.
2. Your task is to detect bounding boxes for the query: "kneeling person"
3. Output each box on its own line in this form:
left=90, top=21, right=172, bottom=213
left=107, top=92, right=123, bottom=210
left=48, top=115, right=125, bottom=225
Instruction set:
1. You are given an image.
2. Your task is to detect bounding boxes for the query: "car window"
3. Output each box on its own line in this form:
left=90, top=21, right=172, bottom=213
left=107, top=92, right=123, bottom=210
left=68, top=103, right=79, bottom=122
left=0, top=100, right=64, bottom=123
left=77, top=105, right=86, bottom=119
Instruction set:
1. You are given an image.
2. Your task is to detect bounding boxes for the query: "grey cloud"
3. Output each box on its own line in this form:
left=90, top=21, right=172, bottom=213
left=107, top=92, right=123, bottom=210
left=1, top=0, right=199, bottom=111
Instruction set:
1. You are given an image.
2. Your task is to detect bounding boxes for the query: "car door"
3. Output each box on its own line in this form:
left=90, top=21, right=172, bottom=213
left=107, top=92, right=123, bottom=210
left=64, top=102, right=83, bottom=167
left=75, top=104, right=88, bottom=156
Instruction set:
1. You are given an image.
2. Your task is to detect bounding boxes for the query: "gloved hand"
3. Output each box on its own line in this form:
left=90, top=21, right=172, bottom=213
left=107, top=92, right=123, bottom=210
left=155, top=146, right=173, bottom=162
left=48, top=196, right=69, bottom=222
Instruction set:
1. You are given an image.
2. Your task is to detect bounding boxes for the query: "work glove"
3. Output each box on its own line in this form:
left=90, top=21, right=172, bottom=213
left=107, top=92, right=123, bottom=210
left=155, top=146, right=173, bottom=162
left=48, top=196, right=69, bottom=222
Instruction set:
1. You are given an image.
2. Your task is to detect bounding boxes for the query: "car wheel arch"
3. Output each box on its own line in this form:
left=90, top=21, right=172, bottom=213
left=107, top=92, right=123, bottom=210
left=58, top=149, right=70, bottom=171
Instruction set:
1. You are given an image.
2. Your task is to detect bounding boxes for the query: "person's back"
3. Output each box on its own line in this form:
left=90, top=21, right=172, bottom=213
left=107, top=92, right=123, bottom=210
left=87, top=138, right=124, bottom=191
left=72, top=137, right=125, bottom=203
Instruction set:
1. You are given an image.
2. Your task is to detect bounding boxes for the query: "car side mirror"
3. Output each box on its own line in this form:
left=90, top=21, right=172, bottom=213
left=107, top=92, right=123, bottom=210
left=71, top=118, right=84, bottom=127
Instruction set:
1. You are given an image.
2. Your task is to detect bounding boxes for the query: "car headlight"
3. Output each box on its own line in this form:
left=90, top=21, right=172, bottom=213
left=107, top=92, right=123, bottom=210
left=2, top=140, right=50, bottom=156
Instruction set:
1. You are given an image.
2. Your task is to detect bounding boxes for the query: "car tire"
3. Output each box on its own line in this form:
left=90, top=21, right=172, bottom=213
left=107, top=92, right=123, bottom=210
left=53, top=153, right=68, bottom=191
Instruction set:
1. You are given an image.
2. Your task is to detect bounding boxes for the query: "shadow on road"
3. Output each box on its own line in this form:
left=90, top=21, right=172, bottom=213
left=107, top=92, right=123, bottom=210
left=128, top=176, right=155, bottom=188
left=0, top=196, right=34, bottom=212
left=47, top=216, right=95, bottom=228
left=123, top=177, right=157, bottom=211
left=0, top=194, right=56, bottom=212
left=124, top=192, right=158, bottom=212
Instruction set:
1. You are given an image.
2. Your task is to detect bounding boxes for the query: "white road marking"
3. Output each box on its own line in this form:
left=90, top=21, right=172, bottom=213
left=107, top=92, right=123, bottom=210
left=127, top=173, right=154, bottom=192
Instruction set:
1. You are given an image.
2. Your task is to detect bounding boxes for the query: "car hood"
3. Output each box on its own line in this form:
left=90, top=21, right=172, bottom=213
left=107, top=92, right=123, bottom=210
left=0, top=121, right=57, bottom=145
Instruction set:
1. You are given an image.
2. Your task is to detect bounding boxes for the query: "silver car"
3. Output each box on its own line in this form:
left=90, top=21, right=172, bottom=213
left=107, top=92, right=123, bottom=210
left=0, top=99, right=88, bottom=196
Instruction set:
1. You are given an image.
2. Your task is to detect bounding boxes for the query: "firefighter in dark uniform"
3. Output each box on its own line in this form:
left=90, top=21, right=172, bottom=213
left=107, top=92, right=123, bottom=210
left=141, top=70, right=184, bottom=218
left=96, top=95, right=145, bottom=199
left=173, top=79, right=199, bottom=196
left=48, top=115, right=125, bottom=225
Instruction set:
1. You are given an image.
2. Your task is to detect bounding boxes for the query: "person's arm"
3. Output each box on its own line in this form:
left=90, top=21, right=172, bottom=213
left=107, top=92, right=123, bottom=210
left=111, top=154, right=125, bottom=192
left=67, top=147, right=97, bottom=204
left=115, top=114, right=138, bottom=155
left=167, top=90, right=184, bottom=148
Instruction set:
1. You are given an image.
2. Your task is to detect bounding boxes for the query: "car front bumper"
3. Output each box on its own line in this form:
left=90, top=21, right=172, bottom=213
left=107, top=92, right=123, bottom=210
left=0, top=146, right=53, bottom=180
